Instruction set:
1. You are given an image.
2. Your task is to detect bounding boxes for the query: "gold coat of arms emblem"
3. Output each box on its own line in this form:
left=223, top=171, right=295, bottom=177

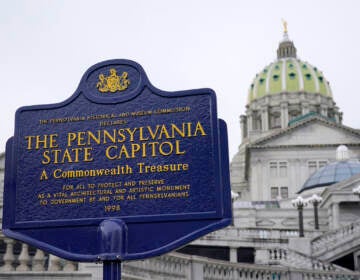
left=96, top=68, right=130, bottom=93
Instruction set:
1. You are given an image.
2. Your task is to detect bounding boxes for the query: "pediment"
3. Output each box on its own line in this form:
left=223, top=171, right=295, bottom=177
left=251, top=118, right=360, bottom=147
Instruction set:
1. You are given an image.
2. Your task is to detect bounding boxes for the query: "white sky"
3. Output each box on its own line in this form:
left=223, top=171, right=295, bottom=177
left=1, top=0, right=360, bottom=160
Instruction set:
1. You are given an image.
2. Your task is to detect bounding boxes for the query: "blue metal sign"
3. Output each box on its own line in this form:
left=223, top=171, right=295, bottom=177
left=3, top=59, right=232, bottom=262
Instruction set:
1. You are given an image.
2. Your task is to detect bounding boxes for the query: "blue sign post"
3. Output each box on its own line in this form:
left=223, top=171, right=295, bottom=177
left=3, top=60, right=232, bottom=279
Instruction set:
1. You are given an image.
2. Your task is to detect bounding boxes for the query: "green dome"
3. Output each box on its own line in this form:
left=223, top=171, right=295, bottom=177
left=247, top=36, right=333, bottom=104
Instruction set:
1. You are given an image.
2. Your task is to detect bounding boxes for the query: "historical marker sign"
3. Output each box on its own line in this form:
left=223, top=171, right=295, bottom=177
left=3, top=59, right=232, bottom=262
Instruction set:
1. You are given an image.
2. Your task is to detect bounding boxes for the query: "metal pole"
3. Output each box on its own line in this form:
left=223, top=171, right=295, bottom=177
left=313, top=201, right=319, bottom=230
left=298, top=205, right=304, bottom=237
left=103, top=261, right=121, bottom=280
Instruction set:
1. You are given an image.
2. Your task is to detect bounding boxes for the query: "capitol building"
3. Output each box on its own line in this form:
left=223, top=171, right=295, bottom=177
left=1, top=28, right=360, bottom=279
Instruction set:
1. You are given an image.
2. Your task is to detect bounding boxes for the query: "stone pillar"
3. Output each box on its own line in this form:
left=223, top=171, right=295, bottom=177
left=247, top=112, right=253, bottom=136
left=332, top=202, right=340, bottom=229
left=2, top=238, right=15, bottom=271
left=230, top=247, right=238, bottom=263
left=320, top=104, right=328, bottom=117
left=186, top=258, right=204, bottom=280
left=240, top=115, right=247, bottom=141
left=280, top=102, right=289, bottom=128
left=354, top=250, right=360, bottom=271
left=334, top=106, right=340, bottom=123
left=32, top=249, right=46, bottom=271
left=254, top=249, right=269, bottom=265
left=16, top=244, right=30, bottom=271
left=261, top=107, right=269, bottom=131
left=63, top=260, right=77, bottom=271
left=301, top=102, right=310, bottom=115
left=48, top=254, right=62, bottom=271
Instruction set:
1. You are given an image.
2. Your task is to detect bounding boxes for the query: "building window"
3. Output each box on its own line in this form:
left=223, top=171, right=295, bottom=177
left=308, top=161, right=317, bottom=175
left=270, top=186, right=288, bottom=199
left=279, top=162, right=287, bottom=177
left=270, top=162, right=277, bottom=176
left=289, top=72, right=296, bottom=79
left=269, top=161, right=288, bottom=177
left=271, top=186, right=288, bottom=200
left=308, top=160, right=328, bottom=175
left=280, top=187, right=288, bottom=199
left=271, top=187, right=279, bottom=199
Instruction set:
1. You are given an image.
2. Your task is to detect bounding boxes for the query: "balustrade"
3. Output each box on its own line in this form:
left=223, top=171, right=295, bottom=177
left=311, top=219, right=360, bottom=258
left=0, top=235, right=78, bottom=272
left=123, top=253, right=360, bottom=280
left=199, top=226, right=323, bottom=244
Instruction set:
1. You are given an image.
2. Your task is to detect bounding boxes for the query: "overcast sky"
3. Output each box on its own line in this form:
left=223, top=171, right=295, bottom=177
left=1, top=0, right=360, bottom=159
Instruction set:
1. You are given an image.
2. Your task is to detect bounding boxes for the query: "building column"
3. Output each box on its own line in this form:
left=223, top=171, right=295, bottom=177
left=240, top=115, right=247, bottom=141
left=332, top=202, right=340, bottom=229
left=320, top=104, right=328, bottom=117
left=354, top=250, right=360, bottom=271
left=334, top=106, right=340, bottom=123
left=247, top=111, right=253, bottom=135
left=280, top=102, right=289, bottom=128
left=301, top=101, right=310, bottom=115
left=261, top=107, right=269, bottom=131
left=230, top=247, right=238, bottom=263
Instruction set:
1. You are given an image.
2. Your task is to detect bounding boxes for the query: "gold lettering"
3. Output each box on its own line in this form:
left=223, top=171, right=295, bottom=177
left=159, top=141, right=173, bottom=156
left=131, top=143, right=141, bottom=158
left=87, top=130, right=101, bottom=145
left=42, top=150, right=51, bottom=164
left=77, top=131, right=86, bottom=146
left=49, top=134, right=59, bottom=148
left=40, top=169, right=49, bottom=180
left=117, top=129, right=126, bottom=142
left=147, top=125, right=160, bottom=139
left=175, top=140, right=186, bottom=155
left=67, top=132, right=77, bottom=147
left=139, top=127, right=149, bottom=141
left=25, top=134, right=59, bottom=150
left=125, top=128, right=137, bottom=142
left=105, top=145, right=117, bottom=160
left=171, top=123, right=185, bottom=138
left=103, top=130, right=116, bottom=144
left=83, top=147, right=94, bottom=162
left=194, top=121, right=206, bottom=136
left=118, top=145, right=130, bottom=158
left=25, top=135, right=35, bottom=150
left=158, top=125, right=170, bottom=139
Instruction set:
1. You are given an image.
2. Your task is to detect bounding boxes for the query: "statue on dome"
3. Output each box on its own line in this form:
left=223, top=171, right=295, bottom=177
left=282, top=19, right=288, bottom=33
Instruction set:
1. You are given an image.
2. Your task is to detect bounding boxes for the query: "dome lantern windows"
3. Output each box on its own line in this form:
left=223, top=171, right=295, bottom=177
left=289, top=72, right=296, bottom=79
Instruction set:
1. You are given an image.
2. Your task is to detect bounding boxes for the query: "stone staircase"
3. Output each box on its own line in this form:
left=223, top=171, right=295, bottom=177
left=262, top=220, right=360, bottom=272
left=263, top=247, right=348, bottom=272
left=311, top=219, right=360, bottom=261
left=123, top=252, right=360, bottom=280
